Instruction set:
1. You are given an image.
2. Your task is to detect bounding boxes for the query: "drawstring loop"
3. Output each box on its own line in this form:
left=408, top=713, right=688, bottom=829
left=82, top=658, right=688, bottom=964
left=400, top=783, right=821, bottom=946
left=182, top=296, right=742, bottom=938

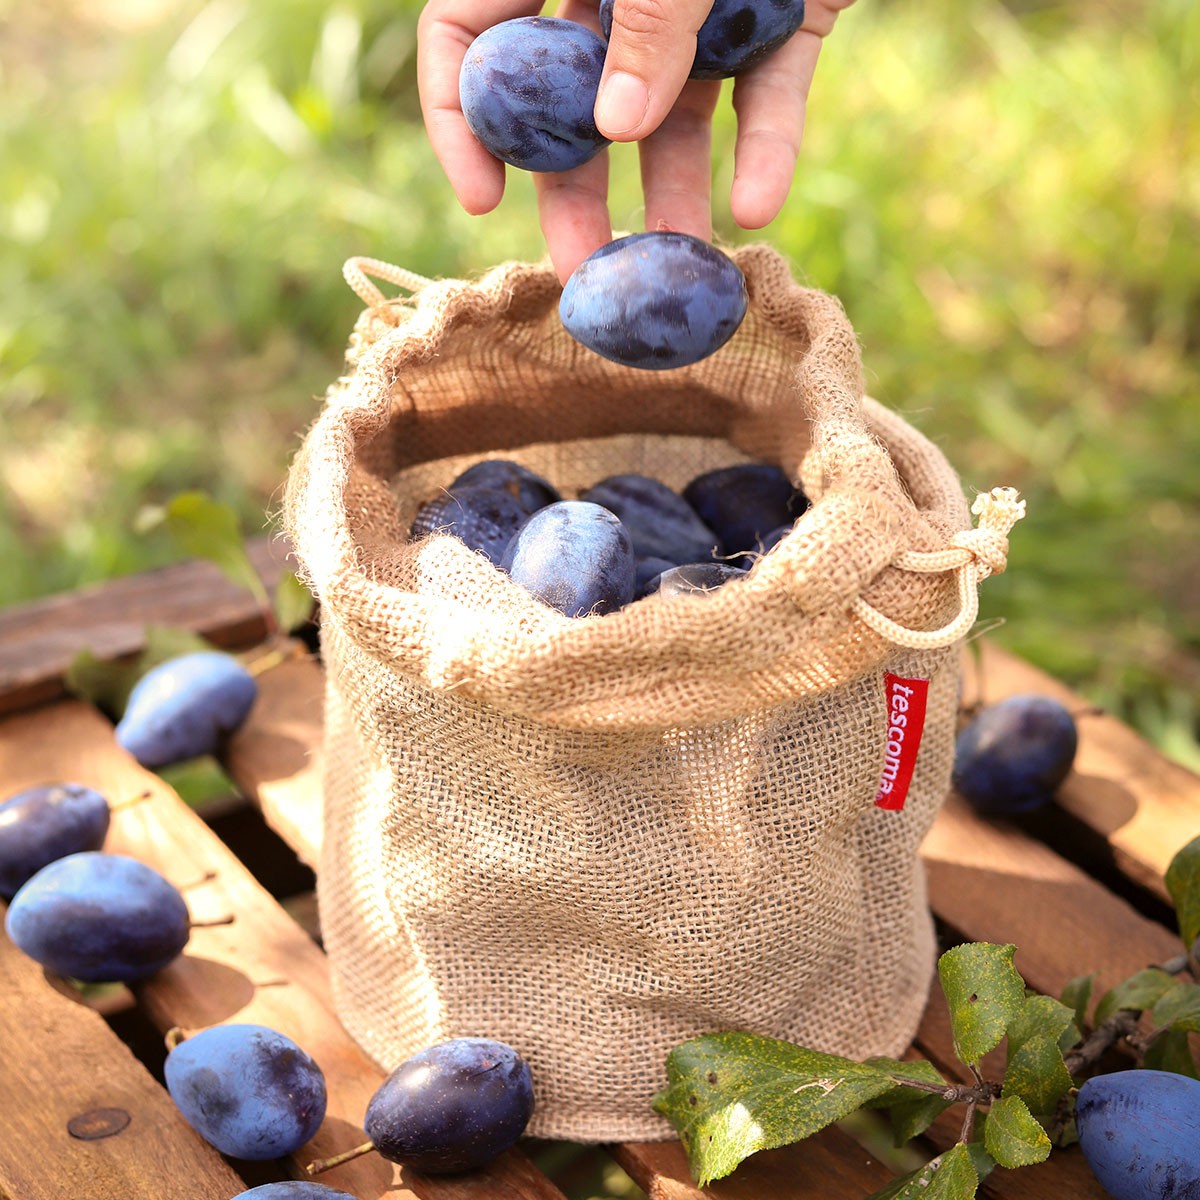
left=853, top=487, right=1026, bottom=649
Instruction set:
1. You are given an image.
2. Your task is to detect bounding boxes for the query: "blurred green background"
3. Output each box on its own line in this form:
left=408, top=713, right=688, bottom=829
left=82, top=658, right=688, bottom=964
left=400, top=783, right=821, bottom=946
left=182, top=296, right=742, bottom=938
left=1, top=0, right=1197, bottom=769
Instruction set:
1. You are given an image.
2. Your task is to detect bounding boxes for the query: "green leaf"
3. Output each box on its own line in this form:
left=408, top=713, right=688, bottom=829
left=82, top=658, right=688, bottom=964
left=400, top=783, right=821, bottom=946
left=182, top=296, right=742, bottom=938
left=864, top=1144, right=979, bottom=1200
left=937, top=943, right=1027, bottom=1066
left=271, top=569, right=316, bottom=634
left=1003, top=1036, right=1074, bottom=1114
left=1142, top=1028, right=1200, bottom=1078
left=1094, top=968, right=1176, bottom=1024
left=983, top=1095, right=1052, bottom=1168
left=161, top=492, right=270, bottom=613
left=965, top=1138, right=997, bottom=1184
left=864, top=1058, right=950, bottom=1108
left=653, top=1034, right=929, bottom=1185
left=1150, top=981, right=1200, bottom=1033
left=886, top=1094, right=955, bottom=1146
left=1060, top=973, right=1096, bottom=1030
left=1007, top=994, right=1075, bottom=1052
left=1166, top=834, right=1200, bottom=951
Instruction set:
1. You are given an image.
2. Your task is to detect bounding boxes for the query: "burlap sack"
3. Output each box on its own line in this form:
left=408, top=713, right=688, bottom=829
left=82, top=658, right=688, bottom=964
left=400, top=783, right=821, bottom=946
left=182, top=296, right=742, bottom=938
left=283, top=244, right=1024, bottom=1142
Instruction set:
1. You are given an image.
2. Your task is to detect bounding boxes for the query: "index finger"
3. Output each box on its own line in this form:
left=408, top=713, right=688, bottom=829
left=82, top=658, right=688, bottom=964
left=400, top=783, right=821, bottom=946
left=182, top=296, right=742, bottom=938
left=416, top=0, right=542, bottom=214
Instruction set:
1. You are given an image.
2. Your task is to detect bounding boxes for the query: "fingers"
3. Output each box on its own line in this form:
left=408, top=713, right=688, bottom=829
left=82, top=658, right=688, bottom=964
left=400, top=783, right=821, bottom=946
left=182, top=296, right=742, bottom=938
left=595, top=0, right=715, bottom=141
left=728, top=29, right=820, bottom=229
left=534, top=154, right=612, bottom=285
left=416, top=0, right=541, bottom=215
left=639, top=79, right=722, bottom=242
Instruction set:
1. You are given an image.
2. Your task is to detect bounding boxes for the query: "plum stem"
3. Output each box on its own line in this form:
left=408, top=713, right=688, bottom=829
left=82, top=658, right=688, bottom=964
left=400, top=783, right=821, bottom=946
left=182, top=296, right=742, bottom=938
left=305, top=1141, right=376, bottom=1175
left=110, top=789, right=154, bottom=813
left=164, top=1026, right=186, bottom=1051
left=189, top=915, right=236, bottom=929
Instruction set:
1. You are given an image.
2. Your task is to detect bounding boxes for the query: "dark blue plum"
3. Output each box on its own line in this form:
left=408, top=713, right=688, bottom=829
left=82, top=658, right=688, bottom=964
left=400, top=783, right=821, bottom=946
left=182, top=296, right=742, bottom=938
left=682, top=463, right=807, bottom=564
left=634, top=555, right=677, bottom=599
left=165, top=1024, right=327, bottom=1161
left=233, top=1186, right=355, bottom=1200
left=952, top=693, right=1078, bottom=814
left=600, top=0, right=806, bottom=78
left=580, top=474, right=721, bottom=565
left=448, top=459, right=562, bottom=514
left=1076, top=1070, right=1200, bottom=1200
left=0, top=782, right=110, bottom=900
left=501, top=500, right=636, bottom=617
left=755, top=523, right=794, bottom=557
left=560, top=232, right=748, bottom=370
left=460, top=17, right=610, bottom=172
left=364, top=1038, right=534, bottom=1174
left=650, top=562, right=748, bottom=598
left=115, top=651, right=257, bottom=770
left=409, top=485, right=529, bottom=565
left=5, top=852, right=190, bottom=982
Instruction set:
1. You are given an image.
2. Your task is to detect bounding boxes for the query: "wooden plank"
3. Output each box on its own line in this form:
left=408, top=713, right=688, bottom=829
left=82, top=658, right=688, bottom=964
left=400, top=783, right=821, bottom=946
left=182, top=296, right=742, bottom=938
left=0, top=700, right=566, bottom=1200
left=962, top=641, right=1200, bottom=903
left=0, top=535, right=294, bottom=717
left=0, top=920, right=245, bottom=1200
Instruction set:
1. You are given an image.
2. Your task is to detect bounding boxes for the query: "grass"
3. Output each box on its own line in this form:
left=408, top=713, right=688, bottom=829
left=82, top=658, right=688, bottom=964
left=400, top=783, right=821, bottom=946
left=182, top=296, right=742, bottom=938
left=1, top=0, right=1197, bottom=766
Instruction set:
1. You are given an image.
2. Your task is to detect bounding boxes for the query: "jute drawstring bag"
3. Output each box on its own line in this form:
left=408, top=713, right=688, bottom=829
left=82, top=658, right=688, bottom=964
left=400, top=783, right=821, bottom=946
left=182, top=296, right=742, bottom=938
left=284, top=244, right=1024, bottom=1142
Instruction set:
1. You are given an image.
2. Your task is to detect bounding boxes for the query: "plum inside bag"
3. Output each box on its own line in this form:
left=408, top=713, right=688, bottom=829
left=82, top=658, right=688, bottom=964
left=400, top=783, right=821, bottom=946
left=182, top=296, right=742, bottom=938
left=283, top=245, right=1022, bottom=1141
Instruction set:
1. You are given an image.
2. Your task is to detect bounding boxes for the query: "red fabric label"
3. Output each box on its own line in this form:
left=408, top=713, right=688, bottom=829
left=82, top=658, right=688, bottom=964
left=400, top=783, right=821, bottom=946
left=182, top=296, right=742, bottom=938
left=874, top=673, right=930, bottom=811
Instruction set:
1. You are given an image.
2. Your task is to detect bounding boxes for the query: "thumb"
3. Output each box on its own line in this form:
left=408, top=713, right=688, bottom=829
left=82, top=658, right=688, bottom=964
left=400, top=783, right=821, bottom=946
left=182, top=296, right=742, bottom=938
left=595, top=0, right=715, bottom=140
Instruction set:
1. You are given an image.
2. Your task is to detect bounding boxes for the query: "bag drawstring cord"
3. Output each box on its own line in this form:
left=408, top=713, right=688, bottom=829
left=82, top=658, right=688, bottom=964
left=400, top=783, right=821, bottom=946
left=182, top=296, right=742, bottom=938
left=853, top=488, right=1027, bottom=650
left=343, top=257, right=433, bottom=313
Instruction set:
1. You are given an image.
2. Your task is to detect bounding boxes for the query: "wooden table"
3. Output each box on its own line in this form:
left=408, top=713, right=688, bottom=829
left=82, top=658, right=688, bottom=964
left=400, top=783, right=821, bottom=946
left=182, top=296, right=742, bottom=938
left=2, top=543, right=1197, bottom=1200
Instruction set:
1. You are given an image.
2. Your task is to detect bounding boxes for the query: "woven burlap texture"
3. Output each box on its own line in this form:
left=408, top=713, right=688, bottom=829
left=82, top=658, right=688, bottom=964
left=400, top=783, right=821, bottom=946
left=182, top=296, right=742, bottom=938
left=285, top=243, right=990, bottom=1142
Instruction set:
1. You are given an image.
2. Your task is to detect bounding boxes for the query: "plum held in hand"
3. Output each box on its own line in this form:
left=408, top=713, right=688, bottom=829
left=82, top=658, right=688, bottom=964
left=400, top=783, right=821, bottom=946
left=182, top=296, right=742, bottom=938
left=459, top=17, right=610, bottom=172
left=1075, top=1069, right=1200, bottom=1200
left=408, top=485, right=529, bottom=565
left=165, top=1024, right=328, bottom=1161
left=952, top=693, right=1078, bottom=814
left=5, top=851, right=190, bottom=982
left=600, top=0, right=806, bottom=79
left=232, top=1185, right=356, bottom=1200
left=560, top=232, right=748, bottom=370
left=501, top=500, right=636, bottom=617
left=0, top=782, right=110, bottom=900
left=115, top=650, right=258, bottom=769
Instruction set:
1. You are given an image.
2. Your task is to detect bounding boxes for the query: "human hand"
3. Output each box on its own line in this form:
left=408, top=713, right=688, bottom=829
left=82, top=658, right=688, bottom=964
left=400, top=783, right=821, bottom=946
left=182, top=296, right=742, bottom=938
left=416, top=0, right=856, bottom=285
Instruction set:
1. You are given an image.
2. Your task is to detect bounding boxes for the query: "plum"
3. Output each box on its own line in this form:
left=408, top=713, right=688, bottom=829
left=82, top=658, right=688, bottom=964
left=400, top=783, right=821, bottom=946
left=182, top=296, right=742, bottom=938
left=363, top=1038, right=534, bottom=1174
left=448, top=459, right=562, bottom=514
left=459, top=17, right=610, bottom=172
left=649, top=562, right=748, bottom=598
left=501, top=500, right=636, bottom=617
left=115, top=651, right=257, bottom=770
left=682, top=463, right=807, bottom=563
left=0, top=782, right=110, bottom=900
left=5, top=851, right=190, bottom=982
left=560, top=232, right=748, bottom=370
left=952, top=693, right=1078, bottom=814
left=165, top=1024, right=327, bottom=1161
left=1075, top=1070, right=1200, bottom=1200
left=233, top=1186, right=355, bottom=1200
left=580, top=474, right=721, bottom=565
left=600, top=0, right=806, bottom=78
left=409, top=485, right=529, bottom=565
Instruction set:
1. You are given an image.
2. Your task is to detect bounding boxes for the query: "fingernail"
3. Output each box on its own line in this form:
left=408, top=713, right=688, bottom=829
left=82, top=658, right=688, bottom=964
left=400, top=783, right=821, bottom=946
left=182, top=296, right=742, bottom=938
left=595, top=71, right=650, bottom=137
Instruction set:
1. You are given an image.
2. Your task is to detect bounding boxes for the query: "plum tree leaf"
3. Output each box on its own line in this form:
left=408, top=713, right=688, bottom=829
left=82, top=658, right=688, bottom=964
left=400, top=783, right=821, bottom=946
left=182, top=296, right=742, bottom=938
left=1007, top=994, right=1075, bottom=1050
left=1060, top=973, right=1095, bottom=1030
left=653, top=1034, right=942, bottom=1185
left=1142, top=1028, right=1200, bottom=1078
left=1004, top=994, right=1075, bottom=1113
left=983, top=1095, right=1051, bottom=1168
left=159, top=491, right=271, bottom=614
left=272, top=569, right=316, bottom=634
left=1166, top=833, right=1200, bottom=951
left=1094, top=968, right=1176, bottom=1024
left=886, top=1094, right=955, bottom=1146
left=938, top=943, right=1026, bottom=1065
left=864, top=1143, right=979, bottom=1200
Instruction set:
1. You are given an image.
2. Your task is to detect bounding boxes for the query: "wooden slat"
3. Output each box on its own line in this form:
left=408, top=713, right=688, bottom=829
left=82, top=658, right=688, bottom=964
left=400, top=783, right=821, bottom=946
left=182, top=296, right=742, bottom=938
left=0, top=920, right=246, bottom=1200
left=0, top=700, right=566, bottom=1200
left=0, top=535, right=293, bottom=717
left=962, top=641, right=1200, bottom=902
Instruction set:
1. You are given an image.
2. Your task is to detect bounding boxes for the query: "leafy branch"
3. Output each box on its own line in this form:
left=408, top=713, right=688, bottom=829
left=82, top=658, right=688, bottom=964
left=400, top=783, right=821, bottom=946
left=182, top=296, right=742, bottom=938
left=653, top=833, right=1200, bottom=1198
